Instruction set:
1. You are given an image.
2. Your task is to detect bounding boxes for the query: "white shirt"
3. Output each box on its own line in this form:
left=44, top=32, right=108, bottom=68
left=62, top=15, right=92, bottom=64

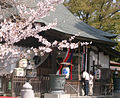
left=89, top=74, right=94, bottom=84
left=83, top=71, right=90, bottom=80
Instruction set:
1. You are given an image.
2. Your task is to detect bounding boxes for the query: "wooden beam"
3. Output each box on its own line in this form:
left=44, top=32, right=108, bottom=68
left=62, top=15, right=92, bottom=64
left=51, top=47, right=58, bottom=74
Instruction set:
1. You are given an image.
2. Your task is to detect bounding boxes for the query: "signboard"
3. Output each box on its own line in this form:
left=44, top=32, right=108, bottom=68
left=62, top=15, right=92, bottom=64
left=14, top=68, right=25, bottom=76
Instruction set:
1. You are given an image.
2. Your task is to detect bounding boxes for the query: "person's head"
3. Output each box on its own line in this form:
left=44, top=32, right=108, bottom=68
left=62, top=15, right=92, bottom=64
left=90, top=71, right=93, bottom=75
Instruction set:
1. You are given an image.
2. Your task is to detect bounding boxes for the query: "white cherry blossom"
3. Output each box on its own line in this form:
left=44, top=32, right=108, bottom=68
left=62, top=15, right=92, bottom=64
left=0, top=0, right=92, bottom=62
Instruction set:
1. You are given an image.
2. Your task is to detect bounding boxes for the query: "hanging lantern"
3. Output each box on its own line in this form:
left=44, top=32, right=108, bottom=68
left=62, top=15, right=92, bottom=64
left=26, top=64, right=34, bottom=78
left=62, top=67, right=70, bottom=79
left=26, top=64, right=37, bottom=78
left=95, top=69, right=101, bottom=80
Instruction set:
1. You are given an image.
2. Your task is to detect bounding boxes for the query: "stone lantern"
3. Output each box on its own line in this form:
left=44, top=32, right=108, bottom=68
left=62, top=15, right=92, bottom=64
left=26, top=61, right=37, bottom=81
left=26, top=64, right=34, bottom=80
left=21, top=62, right=36, bottom=98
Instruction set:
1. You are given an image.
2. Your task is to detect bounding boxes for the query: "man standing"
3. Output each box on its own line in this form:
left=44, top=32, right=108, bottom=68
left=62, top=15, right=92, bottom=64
left=83, top=70, right=90, bottom=96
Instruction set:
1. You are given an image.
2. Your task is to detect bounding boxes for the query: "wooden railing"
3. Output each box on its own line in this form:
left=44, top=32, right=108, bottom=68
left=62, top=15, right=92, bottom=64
left=3, top=74, right=49, bottom=96
left=3, top=74, right=113, bottom=96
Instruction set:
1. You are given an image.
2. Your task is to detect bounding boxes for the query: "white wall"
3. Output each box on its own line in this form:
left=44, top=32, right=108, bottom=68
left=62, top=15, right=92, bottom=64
left=89, top=47, right=110, bottom=71
left=89, top=51, right=98, bottom=71
left=99, top=52, right=109, bottom=68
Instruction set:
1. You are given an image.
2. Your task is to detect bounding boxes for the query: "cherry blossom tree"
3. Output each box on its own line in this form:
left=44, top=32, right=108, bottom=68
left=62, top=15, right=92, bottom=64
left=0, top=0, right=91, bottom=64
left=0, top=0, right=79, bottom=60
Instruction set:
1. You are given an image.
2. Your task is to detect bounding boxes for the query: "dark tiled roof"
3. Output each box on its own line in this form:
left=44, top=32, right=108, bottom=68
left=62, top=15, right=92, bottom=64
left=38, top=4, right=117, bottom=45
left=1, top=0, right=117, bottom=45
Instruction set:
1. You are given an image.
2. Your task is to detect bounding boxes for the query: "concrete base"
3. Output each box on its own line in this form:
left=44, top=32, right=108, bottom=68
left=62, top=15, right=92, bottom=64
left=21, top=82, right=34, bottom=98
left=44, top=93, right=70, bottom=98
left=113, top=93, right=120, bottom=98
left=21, top=89, right=34, bottom=98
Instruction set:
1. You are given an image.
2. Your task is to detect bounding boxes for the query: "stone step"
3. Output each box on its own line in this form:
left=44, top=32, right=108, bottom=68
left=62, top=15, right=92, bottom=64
left=70, top=95, right=113, bottom=98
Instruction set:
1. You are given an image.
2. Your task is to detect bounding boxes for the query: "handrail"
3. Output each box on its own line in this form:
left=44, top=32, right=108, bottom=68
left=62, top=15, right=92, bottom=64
left=66, top=82, right=78, bottom=93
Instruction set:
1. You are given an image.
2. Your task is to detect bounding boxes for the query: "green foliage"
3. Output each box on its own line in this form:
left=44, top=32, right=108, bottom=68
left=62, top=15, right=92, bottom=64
left=113, top=40, right=120, bottom=62
left=64, top=0, right=120, bottom=33
left=64, top=0, right=120, bottom=62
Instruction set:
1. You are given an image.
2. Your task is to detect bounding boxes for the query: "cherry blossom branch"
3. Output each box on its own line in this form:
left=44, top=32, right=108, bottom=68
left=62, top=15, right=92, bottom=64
left=0, top=0, right=92, bottom=62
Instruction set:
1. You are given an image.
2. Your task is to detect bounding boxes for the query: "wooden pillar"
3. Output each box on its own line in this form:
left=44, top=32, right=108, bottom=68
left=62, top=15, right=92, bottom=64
left=2, top=75, right=5, bottom=95
left=78, top=42, right=81, bottom=96
left=85, top=46, right=88, bottom=71
left=51, top=47, right=58, bottom=74
left=78, top=42, right=81, bottom=80
left=11, top=73, right=15, bottom=97
left=87, top=46, right=90, bottom=73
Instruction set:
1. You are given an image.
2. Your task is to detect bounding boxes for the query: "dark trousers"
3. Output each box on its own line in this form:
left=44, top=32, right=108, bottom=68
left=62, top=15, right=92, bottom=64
left=84, top=80, right=89, bottom=95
